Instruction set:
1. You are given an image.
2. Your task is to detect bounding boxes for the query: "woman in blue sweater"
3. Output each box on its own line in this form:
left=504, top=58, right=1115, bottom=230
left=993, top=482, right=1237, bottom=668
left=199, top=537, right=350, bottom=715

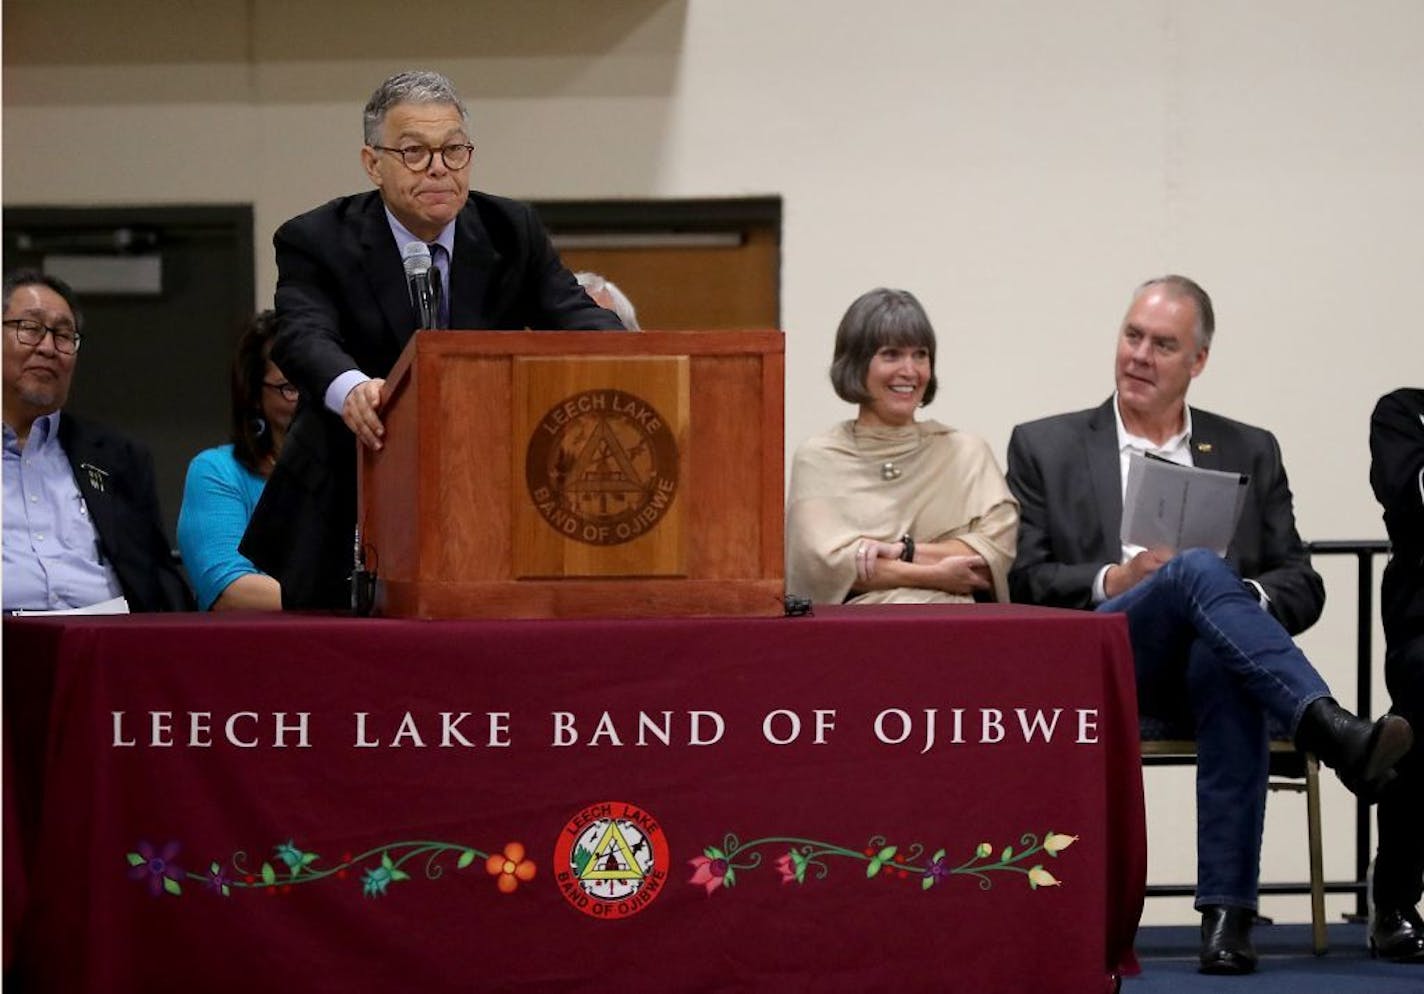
left=178, top=311, right=296, bottom=610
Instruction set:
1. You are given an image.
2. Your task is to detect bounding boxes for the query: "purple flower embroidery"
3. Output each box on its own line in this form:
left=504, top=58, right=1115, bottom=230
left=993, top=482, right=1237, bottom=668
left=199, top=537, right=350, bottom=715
left=127, top=841, right=184, bottom=897
left=204, top=861, right=232, bottom=897
left=921, top=849, right=951, bottom=890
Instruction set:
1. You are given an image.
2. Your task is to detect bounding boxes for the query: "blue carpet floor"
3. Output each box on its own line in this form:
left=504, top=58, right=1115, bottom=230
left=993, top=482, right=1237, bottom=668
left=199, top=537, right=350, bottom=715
left=1130, top=923, right=1424, bottom=993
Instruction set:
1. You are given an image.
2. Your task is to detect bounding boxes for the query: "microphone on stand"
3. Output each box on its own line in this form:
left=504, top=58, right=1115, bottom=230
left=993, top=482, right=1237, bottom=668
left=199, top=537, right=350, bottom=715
left=402, top=241, right=437, bottom=330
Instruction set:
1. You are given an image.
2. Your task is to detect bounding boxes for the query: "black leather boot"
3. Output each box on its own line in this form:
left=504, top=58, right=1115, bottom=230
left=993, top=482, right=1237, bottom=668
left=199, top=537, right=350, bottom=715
left=1295, top=698, right=1413, bottom=798
left=1371, top=906, right=1424, bottom=962
left=1199, top=905, right=1258, bottom=975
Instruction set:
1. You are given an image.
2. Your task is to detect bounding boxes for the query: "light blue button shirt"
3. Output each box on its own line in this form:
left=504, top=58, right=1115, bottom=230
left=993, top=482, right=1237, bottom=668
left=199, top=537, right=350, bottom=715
left=3, top=412, right=123, bottom=610
left=322, top=212, right=456, bottom=414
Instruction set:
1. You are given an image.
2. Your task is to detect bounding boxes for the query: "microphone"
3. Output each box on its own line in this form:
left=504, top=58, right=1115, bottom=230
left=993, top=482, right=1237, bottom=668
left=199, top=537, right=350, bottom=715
left=402, top=241, right=437, bottom=331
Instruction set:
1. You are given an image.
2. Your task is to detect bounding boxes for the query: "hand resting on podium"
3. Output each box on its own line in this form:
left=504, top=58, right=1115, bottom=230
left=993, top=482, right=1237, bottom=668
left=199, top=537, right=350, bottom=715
left=342, top=378, right=387, bottom=450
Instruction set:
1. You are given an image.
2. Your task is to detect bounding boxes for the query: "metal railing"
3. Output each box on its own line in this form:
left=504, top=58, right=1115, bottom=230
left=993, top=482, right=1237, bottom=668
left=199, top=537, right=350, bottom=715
left=1305, top=538, right=1391, bottom=919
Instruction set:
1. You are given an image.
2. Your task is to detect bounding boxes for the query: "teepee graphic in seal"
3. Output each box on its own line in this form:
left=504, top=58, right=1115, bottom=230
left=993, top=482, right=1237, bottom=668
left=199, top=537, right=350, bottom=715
left=560, top=415, right=651, bottom=519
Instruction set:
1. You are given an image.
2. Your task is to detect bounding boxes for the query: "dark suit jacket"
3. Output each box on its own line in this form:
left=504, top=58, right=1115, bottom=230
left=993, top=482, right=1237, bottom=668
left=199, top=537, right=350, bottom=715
left=57, top=414, right=192, bottom=612
left=1371, top=387, right=1424, bottom=646
left=239, top=189, right=624, bottom=609
left=1005, top=398, right=1324, bottom=635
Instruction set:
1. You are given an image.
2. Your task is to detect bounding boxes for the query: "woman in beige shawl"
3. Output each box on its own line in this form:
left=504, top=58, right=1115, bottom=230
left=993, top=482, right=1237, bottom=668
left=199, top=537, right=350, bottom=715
left=787, top=288, right=1018, bottom=605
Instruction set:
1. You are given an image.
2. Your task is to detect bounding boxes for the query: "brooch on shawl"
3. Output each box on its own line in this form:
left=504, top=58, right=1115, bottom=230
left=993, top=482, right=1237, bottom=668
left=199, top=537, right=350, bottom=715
left=79, top=462, right=111, bottom=494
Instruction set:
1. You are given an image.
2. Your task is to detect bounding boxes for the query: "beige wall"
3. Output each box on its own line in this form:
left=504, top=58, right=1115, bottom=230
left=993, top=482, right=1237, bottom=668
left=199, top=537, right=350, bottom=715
left=7, top=0, right=1422, bottom=925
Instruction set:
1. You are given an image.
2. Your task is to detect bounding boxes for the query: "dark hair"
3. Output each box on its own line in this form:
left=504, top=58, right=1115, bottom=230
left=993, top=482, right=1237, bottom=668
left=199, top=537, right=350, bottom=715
left=1133, top=274, right=1215, bottom=350
left=3, top=268, right=84, bottom=332
left=230, top=310, right=280, bottom=474
left=829, top=288, right=938, bottom=406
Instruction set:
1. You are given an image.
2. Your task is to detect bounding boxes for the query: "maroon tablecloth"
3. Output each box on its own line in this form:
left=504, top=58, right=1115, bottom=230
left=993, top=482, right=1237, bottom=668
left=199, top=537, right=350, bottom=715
left=4, top=604, right=1144, bottom=993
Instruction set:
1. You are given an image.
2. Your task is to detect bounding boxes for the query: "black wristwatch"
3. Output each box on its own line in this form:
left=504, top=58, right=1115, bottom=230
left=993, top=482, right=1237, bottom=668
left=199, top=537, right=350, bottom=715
left=899, top=533, right=915, bottom=562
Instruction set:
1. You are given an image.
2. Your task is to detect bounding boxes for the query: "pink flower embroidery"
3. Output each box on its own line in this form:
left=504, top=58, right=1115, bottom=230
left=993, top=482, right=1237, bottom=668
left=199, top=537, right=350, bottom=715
left=689, top=855, right=729, bottom=894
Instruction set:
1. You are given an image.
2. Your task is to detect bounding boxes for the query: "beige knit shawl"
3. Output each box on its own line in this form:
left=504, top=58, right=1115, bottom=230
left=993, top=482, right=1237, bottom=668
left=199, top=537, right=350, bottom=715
left=786, top=419, right=1018, bottom=605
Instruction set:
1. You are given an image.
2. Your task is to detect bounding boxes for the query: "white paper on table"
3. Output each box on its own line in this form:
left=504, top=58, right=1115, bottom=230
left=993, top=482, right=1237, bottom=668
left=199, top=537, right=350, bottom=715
left=11, top=595, right=131, bottom=616
left=1120, top=453, right=1249, bottom=555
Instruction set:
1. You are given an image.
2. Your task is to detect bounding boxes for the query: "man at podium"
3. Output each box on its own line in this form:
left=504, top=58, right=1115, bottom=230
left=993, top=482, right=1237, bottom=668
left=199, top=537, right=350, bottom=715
left=241, top=69, right=624, bottom=609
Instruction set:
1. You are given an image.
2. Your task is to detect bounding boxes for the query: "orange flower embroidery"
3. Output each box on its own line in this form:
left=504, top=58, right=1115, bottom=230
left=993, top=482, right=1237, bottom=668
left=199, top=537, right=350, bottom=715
left=485, top=842, right=537, bottom=894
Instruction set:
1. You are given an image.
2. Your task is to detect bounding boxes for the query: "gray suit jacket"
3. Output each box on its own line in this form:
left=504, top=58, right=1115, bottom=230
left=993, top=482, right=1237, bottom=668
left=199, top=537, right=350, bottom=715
left=1005, top=398, right=1324, bottom=635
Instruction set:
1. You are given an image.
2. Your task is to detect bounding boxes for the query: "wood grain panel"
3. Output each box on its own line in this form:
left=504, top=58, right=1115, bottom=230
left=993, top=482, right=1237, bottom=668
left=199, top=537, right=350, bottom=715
left=379, top=578, right=785, bottom=619
left=688, top=356, right=762, bottom=577
left=432, top=355, right=513, bottom=579
left=558, top=227, right=778, bottom=331
left=512, top=357, right=688, bottom=578
left=361, top=330, right=784, bottom=618
left=359, top=356, right=420, bottom=581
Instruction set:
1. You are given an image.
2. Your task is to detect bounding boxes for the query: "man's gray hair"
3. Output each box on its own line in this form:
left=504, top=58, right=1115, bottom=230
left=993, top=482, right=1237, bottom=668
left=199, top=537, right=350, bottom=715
left=363, top=70, right=468, bottom=145
left=1132, top=274, right=1216, bottom=351
left=575, top=272, right=641, bottom=331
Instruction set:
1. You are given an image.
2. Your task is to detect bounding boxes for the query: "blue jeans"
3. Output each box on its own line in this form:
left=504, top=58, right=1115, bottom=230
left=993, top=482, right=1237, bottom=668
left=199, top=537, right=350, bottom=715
left=1098, top=548, right=1331, bottom=910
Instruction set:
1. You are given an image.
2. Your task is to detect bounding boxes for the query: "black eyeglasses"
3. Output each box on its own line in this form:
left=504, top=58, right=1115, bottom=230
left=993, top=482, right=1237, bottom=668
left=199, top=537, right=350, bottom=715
left=369, top=142, right=474, bottom=171
left=263, top=380, right=299, bottom=402
left=3, top=318, right=82, bottom=355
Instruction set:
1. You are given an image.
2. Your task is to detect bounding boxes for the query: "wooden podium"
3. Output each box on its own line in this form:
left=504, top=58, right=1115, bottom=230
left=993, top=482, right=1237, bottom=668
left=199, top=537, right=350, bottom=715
left=358, top=330, right=785, bottom=619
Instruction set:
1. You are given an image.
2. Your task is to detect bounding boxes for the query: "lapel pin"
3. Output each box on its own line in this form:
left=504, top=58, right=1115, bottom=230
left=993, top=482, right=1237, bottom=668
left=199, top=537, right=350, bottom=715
left=1196, top=443, right=1213, bottom=454
left=80, top=462, right=111, bottom=494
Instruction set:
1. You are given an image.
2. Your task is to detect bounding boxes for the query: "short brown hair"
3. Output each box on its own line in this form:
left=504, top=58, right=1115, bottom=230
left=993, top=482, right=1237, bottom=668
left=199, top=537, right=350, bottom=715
left=829, top=288, right=938, bottom=406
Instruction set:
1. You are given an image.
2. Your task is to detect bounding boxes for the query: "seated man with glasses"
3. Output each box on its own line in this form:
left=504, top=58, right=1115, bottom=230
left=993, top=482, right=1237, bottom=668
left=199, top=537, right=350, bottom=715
left=2, top=269, right=191, bottom=613
left=240, top=68, right=623, bottom=610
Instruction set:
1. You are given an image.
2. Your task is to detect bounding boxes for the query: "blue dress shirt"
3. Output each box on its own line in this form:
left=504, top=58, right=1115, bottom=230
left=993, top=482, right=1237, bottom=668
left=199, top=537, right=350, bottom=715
left=2, top=412, right=124, bottom=610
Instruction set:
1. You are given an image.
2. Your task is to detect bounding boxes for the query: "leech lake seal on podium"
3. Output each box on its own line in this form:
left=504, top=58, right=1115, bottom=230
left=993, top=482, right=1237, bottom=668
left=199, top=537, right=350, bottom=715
left=525, top=389, right=681, bottom=547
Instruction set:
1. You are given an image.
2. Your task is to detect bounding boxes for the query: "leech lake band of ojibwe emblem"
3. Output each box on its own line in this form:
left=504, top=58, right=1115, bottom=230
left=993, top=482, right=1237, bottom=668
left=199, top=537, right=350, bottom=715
left=554, top=801, right=669, bottom=919
left=525, top=389, right=680, bottom=546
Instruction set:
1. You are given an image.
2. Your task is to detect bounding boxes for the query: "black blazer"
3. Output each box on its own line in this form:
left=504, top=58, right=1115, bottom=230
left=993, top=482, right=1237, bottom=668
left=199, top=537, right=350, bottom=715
left=1370, top=387, right=1424, bottom=645
left=1005, top=398, right=1324, bottom=635
left=57, top=414, right=192, bottom=612
left=240, top=190, right=624, bottom=609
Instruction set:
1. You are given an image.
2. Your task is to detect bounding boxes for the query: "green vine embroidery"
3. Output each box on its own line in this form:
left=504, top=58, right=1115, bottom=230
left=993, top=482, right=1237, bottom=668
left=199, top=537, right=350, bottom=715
left=125, top=838, right=536, bottom=899
left=688, top=830, right=1077, bottom=894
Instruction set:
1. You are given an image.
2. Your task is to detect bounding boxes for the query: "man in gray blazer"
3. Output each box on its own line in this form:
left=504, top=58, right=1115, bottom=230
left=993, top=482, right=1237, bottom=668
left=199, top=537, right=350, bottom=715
left=1006, top=275, right=1411, bottom=974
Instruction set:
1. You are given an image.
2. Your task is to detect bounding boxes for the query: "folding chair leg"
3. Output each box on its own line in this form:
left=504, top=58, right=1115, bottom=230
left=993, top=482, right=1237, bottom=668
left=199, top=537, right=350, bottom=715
left=1305, top=752, right=1327, bottom=955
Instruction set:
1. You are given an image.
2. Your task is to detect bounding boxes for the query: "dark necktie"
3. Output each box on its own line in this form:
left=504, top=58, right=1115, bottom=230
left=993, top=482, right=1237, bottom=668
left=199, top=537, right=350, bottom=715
left=429, top=243, right=450, bottom=329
